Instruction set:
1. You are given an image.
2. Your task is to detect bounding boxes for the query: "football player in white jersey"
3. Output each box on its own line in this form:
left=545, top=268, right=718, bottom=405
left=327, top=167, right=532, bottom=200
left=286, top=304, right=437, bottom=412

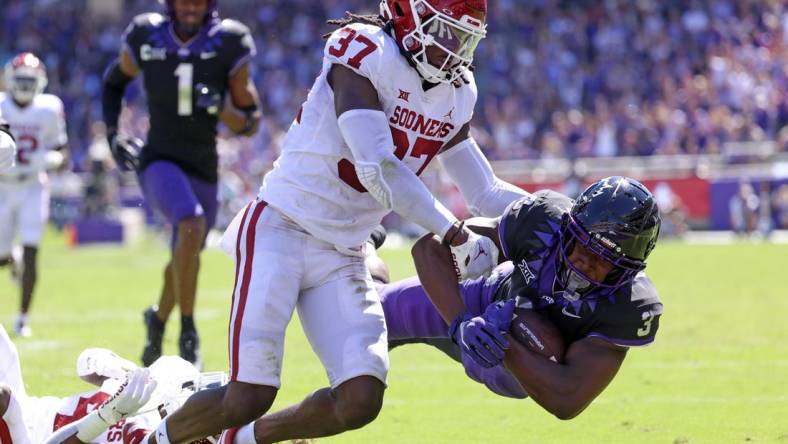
left=0, top=52, right=69, bottom=337
left=146, top=1, right=528, bottom=443
left=0, top=325, right=221, bottom=444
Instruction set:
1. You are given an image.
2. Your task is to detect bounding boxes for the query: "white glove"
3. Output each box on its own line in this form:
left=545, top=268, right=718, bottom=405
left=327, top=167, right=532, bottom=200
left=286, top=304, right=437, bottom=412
left=449, top=231, right=499, bottom=280
left=97, top=368, right=157, bottom=425
left=0, top=130, right=16, bottom=172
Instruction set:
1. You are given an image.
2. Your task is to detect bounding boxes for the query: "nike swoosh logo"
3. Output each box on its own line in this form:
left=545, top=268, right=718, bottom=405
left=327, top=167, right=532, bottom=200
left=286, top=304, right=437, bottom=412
left=200, top=51, right=217, bottom=59
left=562, top=306, right=581, bottom=319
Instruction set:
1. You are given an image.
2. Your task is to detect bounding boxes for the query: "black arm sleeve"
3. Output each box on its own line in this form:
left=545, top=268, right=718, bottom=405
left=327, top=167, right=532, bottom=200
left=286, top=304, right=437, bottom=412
left=101, top=60, right=134, bottom=132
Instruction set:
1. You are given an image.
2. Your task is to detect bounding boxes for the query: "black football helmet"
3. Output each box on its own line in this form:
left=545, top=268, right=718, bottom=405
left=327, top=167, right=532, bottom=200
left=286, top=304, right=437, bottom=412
left=557, top=176, right=661, bottom=296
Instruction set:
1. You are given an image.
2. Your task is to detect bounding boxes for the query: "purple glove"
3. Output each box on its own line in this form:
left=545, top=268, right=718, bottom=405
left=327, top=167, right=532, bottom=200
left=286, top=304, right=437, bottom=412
left=449, top=308, right=511, bottom=369
left=482, top=298, right=516, bottom=332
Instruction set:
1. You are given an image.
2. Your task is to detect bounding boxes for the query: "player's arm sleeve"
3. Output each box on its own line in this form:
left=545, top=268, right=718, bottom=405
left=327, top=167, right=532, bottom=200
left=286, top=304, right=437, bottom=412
left=438, top=137, right=529, bottom=217
left=102, top=20, right=143, bottom=132
left=588, top=278, right=663, bottom=347
left=51, top=96, right=68, bottom=150
left=338, top=109, right=458, bottom=240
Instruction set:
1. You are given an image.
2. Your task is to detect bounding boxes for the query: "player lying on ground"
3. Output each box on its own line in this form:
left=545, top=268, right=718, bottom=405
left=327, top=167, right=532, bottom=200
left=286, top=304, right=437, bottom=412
left=0, top=325, right=221, bottom=443
left=378, top=177, right=664, bottom=418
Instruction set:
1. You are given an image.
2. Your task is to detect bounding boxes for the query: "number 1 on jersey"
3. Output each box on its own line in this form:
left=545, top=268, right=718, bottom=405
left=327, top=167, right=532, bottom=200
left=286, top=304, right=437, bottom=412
left=175, top=63, right=193, bottom=116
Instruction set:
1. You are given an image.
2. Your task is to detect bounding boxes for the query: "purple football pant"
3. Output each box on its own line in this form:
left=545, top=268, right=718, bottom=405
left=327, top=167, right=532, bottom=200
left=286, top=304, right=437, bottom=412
left=139, top=160, right=218, bottom=249
left=380, top=272, right=527, bottom=399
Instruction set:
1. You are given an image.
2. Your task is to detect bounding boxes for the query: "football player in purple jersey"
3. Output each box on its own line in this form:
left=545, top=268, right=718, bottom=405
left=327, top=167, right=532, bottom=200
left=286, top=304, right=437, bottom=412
left=102, top=0, right=261, bottom=367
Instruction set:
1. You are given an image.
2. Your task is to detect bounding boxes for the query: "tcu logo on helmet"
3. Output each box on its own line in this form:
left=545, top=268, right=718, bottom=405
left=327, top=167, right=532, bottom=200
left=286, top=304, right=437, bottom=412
left=380, top=0, right=487, bottom=84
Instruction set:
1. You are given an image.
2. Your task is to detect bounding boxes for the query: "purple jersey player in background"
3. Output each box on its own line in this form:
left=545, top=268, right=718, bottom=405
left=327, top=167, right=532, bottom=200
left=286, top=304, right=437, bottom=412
left=376, top=177, right=664, bottom=418
left=101, top=0, right=262, bottom=367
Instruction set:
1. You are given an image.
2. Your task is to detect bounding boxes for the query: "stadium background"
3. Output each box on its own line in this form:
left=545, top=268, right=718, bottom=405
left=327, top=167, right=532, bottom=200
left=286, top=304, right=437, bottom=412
left=0, top=0, right=787, bottom=442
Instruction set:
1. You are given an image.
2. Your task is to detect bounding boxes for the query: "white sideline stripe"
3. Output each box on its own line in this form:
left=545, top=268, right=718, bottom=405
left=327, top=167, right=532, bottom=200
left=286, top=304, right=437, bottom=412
left=15, top=308, right=226, bottom=323
left=631, top=360, right=788, bottom=368
left=681, top=229, right=788, bottom=244
left=14, top=340, right=71, bottom=351
left=383, top=395, right=788, bottom=406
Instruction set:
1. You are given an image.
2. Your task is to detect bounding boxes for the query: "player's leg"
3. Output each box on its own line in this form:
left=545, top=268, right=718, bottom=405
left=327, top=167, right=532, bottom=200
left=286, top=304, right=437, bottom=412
left=0, top=187, right=15, bottom=276
left=248, top=245, right=388, bottom=443
left=176, top=173, right=219, bottom=363
left=14, top=181, right=48, bottom=337
left=138, top=161, right=209, bottom=365
left=150, top=202, right=301, bottom=443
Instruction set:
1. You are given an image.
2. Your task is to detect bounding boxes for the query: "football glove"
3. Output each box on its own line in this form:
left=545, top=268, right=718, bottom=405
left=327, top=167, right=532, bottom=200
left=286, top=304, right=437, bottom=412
left=449, top=230, right=499, bottom=280
left=97, top=368, right=157, bottom=425
left=108, top=132, right=142, bottom=171
left=449, top=310, right=510, bottom=369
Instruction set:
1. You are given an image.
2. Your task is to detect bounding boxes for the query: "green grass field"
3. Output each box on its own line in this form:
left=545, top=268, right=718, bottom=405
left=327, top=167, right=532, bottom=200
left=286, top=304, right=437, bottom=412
left=1, top=232, right=787, bottom=443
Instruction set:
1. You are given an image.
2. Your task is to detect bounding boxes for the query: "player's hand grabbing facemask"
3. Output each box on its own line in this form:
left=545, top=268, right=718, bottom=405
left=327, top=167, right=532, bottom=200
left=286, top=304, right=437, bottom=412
left=107, top=132, right=142, bottom=171
left=448, top=228, right=499, bottom=280
left=97, top=368, right=157, bottom=425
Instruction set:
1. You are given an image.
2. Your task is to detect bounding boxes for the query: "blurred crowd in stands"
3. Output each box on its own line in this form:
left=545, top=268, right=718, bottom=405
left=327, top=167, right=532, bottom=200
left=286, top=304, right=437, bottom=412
left=1, top=0, right=787, bottom=231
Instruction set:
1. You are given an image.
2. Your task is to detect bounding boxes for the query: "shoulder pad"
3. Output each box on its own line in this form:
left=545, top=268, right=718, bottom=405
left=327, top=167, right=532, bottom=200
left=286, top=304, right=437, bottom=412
left=131, top=12, right=166, bottom=29
left=630, top=273, right=663, bottom=310
left=324, top=23, right=388, bottom=80
left=220, top=18, right=251, bottom=37
left=36, top=94, right=65, bottom=112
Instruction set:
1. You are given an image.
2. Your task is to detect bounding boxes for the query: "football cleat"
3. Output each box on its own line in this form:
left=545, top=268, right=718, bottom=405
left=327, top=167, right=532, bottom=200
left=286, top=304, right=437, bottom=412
left=179, top=329, right=202, bottom=370
left=141, top=306, right=165, bottom=367
left=13, top=313, right=31, bottom=338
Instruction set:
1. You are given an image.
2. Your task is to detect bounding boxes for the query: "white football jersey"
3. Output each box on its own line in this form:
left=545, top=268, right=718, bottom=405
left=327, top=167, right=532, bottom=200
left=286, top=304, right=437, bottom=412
left=259, top=23, right=477, bottom=249
left=0, top=92, right=67, bottom=177
left=21, top=380, right=160, bottom=444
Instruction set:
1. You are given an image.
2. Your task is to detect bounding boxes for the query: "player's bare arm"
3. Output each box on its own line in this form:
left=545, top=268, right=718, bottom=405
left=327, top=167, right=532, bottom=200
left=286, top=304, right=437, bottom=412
left=503, top=336, right=627, bottom=419
left=328, top=64, right=382, bottom=113
left=219, top=62, right=261, bottom=135
left=411, top=216, right=502, bottom=323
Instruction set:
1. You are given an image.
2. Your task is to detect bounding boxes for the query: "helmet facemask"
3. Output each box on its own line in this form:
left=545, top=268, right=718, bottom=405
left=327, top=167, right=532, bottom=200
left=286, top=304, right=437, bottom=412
left=387, top=0, right=486, bottom=84
left=557, top=215, right=645, bottom=298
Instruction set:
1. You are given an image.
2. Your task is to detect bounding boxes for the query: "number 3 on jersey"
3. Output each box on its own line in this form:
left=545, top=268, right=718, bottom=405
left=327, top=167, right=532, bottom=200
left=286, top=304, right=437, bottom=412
left=338, top=127, right=443, bottom=193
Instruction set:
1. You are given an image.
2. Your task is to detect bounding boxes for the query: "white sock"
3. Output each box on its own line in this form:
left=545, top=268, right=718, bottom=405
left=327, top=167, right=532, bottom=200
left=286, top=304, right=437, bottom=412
left=234, top=423, right=257, bottom=444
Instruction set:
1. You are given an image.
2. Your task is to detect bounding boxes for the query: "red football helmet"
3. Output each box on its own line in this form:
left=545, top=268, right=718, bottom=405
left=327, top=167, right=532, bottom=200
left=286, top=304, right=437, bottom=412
left=380, top=0, right=487, bottom=84
left=4, top=52, right=47, bottom=105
